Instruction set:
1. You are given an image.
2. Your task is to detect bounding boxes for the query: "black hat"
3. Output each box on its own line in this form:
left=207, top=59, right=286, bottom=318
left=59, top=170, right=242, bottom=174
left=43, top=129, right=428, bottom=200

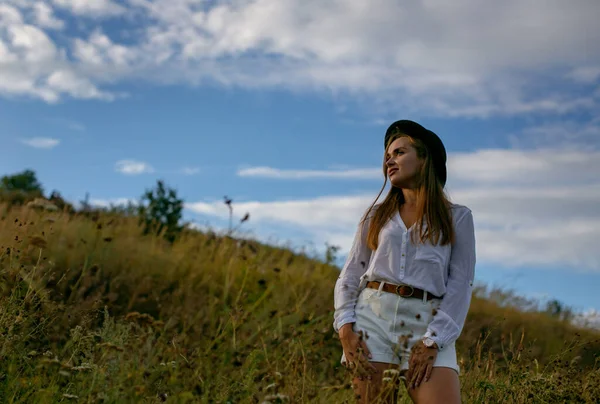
left=384, top=119, right=447, bottom=187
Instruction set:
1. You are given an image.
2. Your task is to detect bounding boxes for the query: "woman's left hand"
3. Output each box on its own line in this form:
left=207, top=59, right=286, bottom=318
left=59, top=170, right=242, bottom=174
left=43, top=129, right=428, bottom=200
left=406, top=342, right=438, bottom=389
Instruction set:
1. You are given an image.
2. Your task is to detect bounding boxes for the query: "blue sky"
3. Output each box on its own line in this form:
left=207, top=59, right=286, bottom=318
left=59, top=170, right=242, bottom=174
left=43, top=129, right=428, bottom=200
left=2, top=0, right=600, bottom=326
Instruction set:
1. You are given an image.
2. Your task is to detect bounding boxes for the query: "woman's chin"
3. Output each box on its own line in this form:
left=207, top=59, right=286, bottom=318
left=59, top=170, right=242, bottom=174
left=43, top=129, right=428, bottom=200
left=390, top=179, right=404, bottom=188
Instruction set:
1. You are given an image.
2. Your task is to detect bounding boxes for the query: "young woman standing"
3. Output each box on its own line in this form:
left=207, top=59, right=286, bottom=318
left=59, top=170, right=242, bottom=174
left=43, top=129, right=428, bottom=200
left=333, top=120, right=476, bottom=403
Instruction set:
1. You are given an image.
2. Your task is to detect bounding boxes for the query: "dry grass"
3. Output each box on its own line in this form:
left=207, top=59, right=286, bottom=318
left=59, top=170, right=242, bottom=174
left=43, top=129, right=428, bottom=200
left=0, top=203, right=599, bottom=403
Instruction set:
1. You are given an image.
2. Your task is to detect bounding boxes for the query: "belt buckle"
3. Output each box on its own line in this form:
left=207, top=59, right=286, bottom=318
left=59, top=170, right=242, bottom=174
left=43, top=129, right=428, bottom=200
left=396, top=284, right=414, bottom=297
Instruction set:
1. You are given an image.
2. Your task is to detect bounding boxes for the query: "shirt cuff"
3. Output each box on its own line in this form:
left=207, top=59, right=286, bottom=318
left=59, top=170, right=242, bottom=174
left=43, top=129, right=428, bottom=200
left=424, top=329, right=445, bottom=351
left=333, top=316, right=356, bottom=333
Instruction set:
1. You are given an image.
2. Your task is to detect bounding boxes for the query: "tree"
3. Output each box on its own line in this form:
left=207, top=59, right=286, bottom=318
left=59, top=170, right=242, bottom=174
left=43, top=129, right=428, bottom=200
left=1, top=169, right=43, bottom=194
left=325, top=242, right=341, bottom=265
left=0, top=169, right=44, bottom=206
left=48, top=190, right=75, bottom=213
left=137, top=179, right=184, bottom=243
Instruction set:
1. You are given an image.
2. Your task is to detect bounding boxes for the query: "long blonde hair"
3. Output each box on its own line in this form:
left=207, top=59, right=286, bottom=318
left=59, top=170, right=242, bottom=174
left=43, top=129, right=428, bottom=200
left=359, top=133, right=455, bottom=250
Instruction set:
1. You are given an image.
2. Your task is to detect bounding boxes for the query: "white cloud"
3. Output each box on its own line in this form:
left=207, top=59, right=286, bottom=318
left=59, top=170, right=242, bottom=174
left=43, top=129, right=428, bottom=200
left=73, top=30, right=137, bottom=68
left=46, top=117, right=86, bottom=131
left=189, top=147, right=600, bottom=272
left=115, top=159, right=154, bottom=175
left=511, top=120, right=600, bottom=151
left=567, top=66, right=600, bottom=84
left=0, top=4, right=113, bottom=102
left=46, top=69, right=115, bottom=100
left=31, top=2, right=64, bottom=30
left=237, top=166, right=381, bottom=180
left=237, top=149, right=600, bottom=184
left=572, top=308, right=600, bottom=330
left=20, top=137, right=60, bottom=148
left=181, top=167, right=201, bottom=175
left=52, top=0, right=126, bottom=17
left=447, top=149, right=600, bottom=185
left=0, top=4, right=24, bottom=25
left=89, top=197, right=138, bottom=208
left=1, top=0, right=599, bottom=118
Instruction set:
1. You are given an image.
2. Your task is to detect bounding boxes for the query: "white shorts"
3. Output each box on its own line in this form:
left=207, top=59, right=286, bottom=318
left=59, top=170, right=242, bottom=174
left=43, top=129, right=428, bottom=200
left=340, top=283, right=460, bottom=375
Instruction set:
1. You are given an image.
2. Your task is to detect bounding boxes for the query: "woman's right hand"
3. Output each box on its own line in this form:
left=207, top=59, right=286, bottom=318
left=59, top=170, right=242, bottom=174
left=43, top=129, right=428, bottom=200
left=339, top=323, right=378, bottom=379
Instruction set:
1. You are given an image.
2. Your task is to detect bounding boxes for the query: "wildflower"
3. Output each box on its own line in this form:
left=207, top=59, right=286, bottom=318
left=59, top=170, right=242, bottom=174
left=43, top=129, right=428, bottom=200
left=38, top=357, right=61, bottom=367
left=73, top=363, right=94, bottom=372
left=263, top=393, right=290, bottom=403
left=62, top=394, right=79, bottom=400
left=26, top=198, right=58, bottom=212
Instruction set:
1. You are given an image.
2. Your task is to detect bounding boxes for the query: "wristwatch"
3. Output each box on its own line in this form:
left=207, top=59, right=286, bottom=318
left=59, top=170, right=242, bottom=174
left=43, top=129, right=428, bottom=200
left=422, top=337, right=437, bottom=349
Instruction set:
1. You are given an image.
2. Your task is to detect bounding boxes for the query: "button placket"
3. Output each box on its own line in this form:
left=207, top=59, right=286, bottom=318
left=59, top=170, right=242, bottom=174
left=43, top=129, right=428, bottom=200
left=400, top=231, right=407, bottom=275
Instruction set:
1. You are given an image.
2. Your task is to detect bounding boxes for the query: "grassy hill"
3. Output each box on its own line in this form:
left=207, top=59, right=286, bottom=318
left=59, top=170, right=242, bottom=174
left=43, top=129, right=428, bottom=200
left=1, top=203, right=599, bottom=403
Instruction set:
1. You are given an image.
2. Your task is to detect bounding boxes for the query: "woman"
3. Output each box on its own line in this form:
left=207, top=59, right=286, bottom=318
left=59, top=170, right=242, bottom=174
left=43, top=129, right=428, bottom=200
left=333, top=120, right=476, bottom=403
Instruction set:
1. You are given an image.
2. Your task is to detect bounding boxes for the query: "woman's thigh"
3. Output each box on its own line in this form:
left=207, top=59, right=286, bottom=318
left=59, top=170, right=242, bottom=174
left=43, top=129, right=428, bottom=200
left=403, top=366, right=461, bottom=404
left=352, top=361, right=402, bottom=404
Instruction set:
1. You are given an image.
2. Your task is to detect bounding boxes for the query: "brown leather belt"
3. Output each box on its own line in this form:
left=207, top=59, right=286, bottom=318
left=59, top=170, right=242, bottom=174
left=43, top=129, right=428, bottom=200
left=366, top=281, right=441, bottom=301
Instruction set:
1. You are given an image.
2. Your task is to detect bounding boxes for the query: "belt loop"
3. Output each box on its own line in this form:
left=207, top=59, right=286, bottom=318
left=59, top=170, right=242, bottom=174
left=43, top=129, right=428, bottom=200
left=422, top=290, right=428, bottom=304
left=358, top=275, right=367, bottom=290
left=377, top=281, right=385, bottom=296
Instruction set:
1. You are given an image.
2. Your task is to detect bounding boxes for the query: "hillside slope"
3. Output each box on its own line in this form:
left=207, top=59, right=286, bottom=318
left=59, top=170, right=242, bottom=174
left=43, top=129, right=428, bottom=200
left=1, top=204, right=599, bottom=403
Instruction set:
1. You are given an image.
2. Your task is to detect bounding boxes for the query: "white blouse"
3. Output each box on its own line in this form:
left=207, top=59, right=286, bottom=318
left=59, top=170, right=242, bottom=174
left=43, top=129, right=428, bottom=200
left=332, top=203, right=476, bottom=351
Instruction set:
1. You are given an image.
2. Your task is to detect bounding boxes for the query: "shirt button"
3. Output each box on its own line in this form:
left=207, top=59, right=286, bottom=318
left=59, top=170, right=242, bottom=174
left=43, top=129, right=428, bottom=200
left=402, top=253, right=405, bottom=256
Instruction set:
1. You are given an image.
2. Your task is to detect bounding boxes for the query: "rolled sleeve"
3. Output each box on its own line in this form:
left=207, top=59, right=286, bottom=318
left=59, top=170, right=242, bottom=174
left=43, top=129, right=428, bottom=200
left=332, top=213, right=372, bottom=333
left=425, top=208, right=476, bottom=350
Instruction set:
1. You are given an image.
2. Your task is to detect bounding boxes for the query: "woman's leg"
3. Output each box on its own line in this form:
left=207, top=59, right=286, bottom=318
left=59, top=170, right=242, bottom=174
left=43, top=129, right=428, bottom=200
left=402, top=367, right=461, bottom=404
left=352, top=361, right=402, bottom=404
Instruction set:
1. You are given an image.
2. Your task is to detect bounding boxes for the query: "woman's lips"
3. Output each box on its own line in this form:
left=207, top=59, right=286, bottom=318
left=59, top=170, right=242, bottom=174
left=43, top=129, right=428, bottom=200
left=388, top=169, right=397, bottom=176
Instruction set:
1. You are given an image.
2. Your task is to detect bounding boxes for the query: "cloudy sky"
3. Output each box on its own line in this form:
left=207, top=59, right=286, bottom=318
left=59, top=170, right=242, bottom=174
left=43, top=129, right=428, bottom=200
left=2, top=0, right=600, bottom=319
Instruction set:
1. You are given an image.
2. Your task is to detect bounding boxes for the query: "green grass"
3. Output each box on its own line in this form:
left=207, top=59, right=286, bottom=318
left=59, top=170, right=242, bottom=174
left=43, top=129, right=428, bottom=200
left=0, top=204, right=599, bottom=403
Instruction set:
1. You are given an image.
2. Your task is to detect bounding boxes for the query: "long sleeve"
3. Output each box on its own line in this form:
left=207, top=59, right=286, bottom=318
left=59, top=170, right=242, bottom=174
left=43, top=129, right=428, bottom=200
left=424, top=208, right=476, bottom=350
left=332, top=212, right=373, bottom=333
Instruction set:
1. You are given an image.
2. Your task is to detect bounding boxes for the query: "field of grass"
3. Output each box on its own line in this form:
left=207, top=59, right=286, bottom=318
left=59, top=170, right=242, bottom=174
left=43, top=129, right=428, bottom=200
left=1, top=203, right=599, bottom=403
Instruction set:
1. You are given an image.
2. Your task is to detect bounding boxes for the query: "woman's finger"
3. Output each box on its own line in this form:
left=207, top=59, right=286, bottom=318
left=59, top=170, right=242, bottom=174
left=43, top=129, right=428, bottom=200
left=409, top=364, right=421, bottom=389
left=414, top=364, right=426, bottom=389
left=424, top=362, right=433, bottom=382
left=360, top=340, right=372, bottom=359
left=415, top=363, right=428, bottom=387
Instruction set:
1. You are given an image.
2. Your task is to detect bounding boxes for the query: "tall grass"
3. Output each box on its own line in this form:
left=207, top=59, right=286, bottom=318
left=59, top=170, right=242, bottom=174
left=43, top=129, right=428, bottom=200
left=0, top=204, right=599, bottom=403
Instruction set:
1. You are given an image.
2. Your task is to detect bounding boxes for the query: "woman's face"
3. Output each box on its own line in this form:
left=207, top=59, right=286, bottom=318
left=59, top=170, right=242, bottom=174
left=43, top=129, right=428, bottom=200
left=385, top=136, right=424, bottom=189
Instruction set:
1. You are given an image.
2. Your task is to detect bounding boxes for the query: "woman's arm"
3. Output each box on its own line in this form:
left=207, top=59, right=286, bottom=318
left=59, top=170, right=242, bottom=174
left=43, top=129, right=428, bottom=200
left=332, top=213, right=372, bottom=333
left=423, top=207, right=476, bottom=350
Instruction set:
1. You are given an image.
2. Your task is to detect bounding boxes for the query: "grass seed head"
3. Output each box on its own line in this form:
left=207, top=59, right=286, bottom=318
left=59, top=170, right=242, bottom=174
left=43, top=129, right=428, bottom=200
left=29, top=235, right=47, bottom=249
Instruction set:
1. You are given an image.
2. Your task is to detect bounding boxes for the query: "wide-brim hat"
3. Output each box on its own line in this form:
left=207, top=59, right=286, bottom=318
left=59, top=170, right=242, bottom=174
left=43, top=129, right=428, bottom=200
left=384, top=119, right=447, bottom=187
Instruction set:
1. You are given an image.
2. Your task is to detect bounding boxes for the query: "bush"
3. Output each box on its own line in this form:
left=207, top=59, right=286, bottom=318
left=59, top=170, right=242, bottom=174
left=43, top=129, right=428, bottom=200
left=137, top=179, right=184, bottom=243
